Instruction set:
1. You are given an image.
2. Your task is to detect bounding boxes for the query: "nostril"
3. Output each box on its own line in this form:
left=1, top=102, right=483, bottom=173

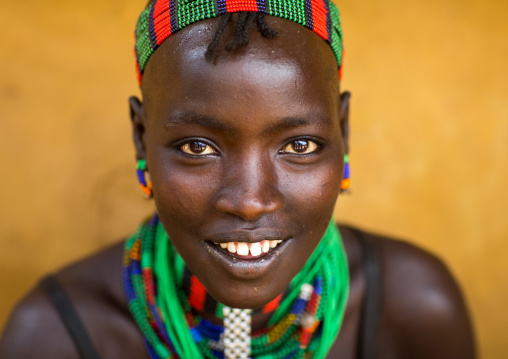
left=214, top=188, right=284, bottom=220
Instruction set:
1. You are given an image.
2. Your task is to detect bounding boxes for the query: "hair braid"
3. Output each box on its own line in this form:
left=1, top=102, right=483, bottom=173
left=205, top=13, right=233, bottom=61
left=256, top=13, right=279, bottom=39
left=206, top=12, right=279, bottom=61
left=226, top=12, right=248, bottom=51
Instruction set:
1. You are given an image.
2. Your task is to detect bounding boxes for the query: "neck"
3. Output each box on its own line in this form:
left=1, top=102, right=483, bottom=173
left=181, top=265, right=286, bottom=331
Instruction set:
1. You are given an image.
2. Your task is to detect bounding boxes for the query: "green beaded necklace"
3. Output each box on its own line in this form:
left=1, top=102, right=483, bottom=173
left=123, top=214, right=349, bottom=359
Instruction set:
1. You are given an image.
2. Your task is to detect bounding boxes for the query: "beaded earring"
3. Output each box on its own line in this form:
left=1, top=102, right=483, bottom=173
left=341, top=154, right=351, bottom=192
left=136, top=159, right=153, bottom=198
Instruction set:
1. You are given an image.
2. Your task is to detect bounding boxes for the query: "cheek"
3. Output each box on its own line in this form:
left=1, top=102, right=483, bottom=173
left=280, top=159, right=342, bottom=219
left=150, top=160, right=220, bottom=230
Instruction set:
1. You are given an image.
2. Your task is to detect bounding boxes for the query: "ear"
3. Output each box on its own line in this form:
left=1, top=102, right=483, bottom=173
left=129, top=96, right=147, bottom=161
left=338, top=91, right=351, bottom=154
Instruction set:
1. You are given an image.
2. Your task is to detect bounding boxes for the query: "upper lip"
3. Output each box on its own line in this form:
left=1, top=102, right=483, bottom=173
left=206, top=229, right=289, bottom=243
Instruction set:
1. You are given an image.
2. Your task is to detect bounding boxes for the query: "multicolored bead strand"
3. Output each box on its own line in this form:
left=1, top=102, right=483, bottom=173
left=123, top=214, right=349, bottom=358
left=136, top=159, right=153, bottom=198
left=340, top=154, right=350, bottom=192
left=134, top=0, right=344, bottom=85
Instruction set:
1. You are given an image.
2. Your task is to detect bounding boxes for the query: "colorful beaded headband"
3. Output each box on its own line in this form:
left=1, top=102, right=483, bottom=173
left=134, top=0, right=344, bottom=85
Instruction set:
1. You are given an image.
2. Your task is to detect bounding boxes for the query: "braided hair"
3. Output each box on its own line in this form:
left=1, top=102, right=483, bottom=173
left=205, top=12, right=279, bottom=61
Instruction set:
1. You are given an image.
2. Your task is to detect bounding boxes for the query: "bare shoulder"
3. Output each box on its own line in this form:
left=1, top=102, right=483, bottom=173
left=0, top=278, right=83, bottom=359
left=375, top=233, right=476, bottom=359
left=0, top=241, right=146, bottom=359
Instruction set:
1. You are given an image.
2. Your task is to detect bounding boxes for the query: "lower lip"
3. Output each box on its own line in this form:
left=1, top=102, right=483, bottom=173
left=204, top=239, right=291, bottom=280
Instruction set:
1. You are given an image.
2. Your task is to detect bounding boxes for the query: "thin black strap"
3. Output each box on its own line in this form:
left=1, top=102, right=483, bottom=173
left=40, top=275, right=101, bottom=359
left=349, top=228, right=383, bottom=359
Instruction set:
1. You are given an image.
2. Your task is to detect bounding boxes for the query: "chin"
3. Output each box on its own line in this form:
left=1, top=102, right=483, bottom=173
left=205, top=280, right=284, bottom=309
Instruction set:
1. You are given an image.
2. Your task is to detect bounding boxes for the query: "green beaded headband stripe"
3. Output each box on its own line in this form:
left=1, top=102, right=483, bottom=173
left=134, top=0, right=344, bottom=85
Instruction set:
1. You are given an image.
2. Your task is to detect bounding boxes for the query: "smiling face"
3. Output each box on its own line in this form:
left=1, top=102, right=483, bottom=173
left=130, top=15, right=349, bottom=309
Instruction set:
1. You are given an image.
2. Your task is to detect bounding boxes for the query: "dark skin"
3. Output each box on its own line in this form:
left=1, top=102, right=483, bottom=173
left=138, top=15, right=345, bottom=311
left=0, top=15, right=475, bottom=359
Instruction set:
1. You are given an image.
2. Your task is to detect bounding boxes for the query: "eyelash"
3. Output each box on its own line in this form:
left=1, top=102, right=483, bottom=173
left=175, top=138, right=218, bottom=157
left=279, top=137, right=323, bottom=156
left=175, top=137, right=323, bottom=157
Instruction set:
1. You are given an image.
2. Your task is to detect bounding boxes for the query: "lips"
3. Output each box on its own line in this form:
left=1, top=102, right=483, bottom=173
left=205, top=229, right=289, bottom=260
left=199, top=228, right=292, bottom=281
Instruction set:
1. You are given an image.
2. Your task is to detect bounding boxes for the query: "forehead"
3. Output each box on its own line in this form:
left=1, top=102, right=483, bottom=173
left=141, top=15, right=340, bottom=122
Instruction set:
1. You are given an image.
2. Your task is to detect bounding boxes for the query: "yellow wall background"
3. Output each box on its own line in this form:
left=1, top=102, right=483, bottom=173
left=0, top=0, right=506, bottom=357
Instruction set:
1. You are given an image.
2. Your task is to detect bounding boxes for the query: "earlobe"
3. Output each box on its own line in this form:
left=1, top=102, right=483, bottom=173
left=339, top=91, right=351, bottom=154
left=129, top=96, right=147, bottom=160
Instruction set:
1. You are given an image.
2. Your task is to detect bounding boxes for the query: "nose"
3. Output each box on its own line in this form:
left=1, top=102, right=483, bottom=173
left=214, top=154, right=284, bottom=221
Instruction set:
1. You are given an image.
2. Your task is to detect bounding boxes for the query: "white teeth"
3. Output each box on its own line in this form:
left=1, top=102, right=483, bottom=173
left=237, top=242, right=249, bottom=256
left=216, top=239, right=284, bottom=256
left=262, top=240, right=270, bottom=253
left=227, top=242, right=237, bottom=253
left=250, top=242, right=262, bottom=256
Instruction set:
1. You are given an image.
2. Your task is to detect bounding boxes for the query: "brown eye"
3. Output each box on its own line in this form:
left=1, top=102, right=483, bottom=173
left=180, top=141, right=216, bottom=155
left=281, top=140, right=319, bottom=154
left=292, top=140, right=309, bottom=153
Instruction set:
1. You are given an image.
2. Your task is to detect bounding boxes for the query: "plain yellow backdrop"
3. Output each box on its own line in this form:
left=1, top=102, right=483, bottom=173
left=0, top=0, right=506, bottom=357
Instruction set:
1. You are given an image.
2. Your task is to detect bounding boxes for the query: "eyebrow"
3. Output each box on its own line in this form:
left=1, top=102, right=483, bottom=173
left=163, top=112, right=236, bottom=134
left=261, top=117, right=313, bottom=137
left=163, top=111, right=329, bottom=135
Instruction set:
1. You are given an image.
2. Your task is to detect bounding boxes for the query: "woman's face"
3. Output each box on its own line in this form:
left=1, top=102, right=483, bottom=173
left=131, top=16, right=349, bottom=309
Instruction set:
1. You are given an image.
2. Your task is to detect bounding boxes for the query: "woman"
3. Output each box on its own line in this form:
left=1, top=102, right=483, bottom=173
left=0, top=0, right=475, bottom=358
